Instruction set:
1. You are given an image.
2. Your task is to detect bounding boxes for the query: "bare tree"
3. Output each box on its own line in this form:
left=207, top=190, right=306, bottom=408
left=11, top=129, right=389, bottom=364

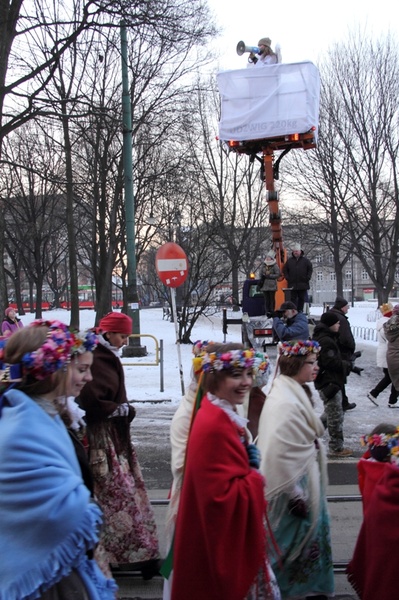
left=0, top=0, right=217, bottom=314
left=284, top=31, right=399, bottom=304
left=1, top=125, right=67, bottom=316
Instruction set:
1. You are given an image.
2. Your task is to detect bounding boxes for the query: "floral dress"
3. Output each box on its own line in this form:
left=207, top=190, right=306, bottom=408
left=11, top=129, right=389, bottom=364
left=78, top=338, right=160, bottom=572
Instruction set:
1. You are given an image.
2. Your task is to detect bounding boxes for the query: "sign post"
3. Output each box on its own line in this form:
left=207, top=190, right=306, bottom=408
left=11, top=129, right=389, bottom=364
left=156, top=242, right=189, bottom=396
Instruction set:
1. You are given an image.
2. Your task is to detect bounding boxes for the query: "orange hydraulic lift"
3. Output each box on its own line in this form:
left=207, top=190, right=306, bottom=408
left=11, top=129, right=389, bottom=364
left=227, top=129, right=316, bottom=307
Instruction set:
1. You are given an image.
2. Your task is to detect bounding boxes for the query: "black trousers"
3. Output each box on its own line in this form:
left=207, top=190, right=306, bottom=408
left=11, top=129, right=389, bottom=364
left=290, top=289, right=307, bottom=312
left=262, top=290, right=276, bottom=315
left=371, top=368, right=398, bottom=404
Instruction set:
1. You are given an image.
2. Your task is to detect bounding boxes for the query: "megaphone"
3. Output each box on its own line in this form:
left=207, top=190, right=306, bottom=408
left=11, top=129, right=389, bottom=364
left=236, top=41, right=260, bottom=56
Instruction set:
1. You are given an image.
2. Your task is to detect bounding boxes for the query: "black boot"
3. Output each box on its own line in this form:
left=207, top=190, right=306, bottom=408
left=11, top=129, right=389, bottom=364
left=140, top=558, right=162, bottom=580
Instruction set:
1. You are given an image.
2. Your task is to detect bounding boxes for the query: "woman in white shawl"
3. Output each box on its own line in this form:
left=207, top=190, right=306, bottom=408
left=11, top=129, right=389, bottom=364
left=257, top=340, right=334, bottom=600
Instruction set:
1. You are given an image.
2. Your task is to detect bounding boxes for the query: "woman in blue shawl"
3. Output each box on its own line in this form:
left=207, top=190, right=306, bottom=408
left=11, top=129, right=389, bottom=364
left=0, top=320, right=117, bottom=600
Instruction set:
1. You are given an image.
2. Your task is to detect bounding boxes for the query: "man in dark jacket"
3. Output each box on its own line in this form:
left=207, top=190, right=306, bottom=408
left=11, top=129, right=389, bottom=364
left=273, top=300, right=309, bottom=341
left=313, top=312, right=353, bottom=457
left=282, top=243, right=312, bottom=313
left=329, top=295, right=363, bottom=411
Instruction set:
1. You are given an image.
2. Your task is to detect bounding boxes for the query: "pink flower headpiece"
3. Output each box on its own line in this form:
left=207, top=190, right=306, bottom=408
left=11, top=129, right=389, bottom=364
left=21, top=320, right=75, bottom=380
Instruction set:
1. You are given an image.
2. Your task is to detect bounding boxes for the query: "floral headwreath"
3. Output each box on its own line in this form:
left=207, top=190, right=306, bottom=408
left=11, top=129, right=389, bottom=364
left=0, top=321, right=98, bottom=383
left=71, top=329, right=98, bottom=355
left=192, top=340, right=213, bottom=356
left=253, top=352, right=271, bottom=387
left=278, top=340, right=320, bottom=357
left=20, top=320, right=75, bottom=380
left=360, top=427, right=399, bottom=465
left=195, top=347, right=258, bottom=374
left=192, top=340, right=214, bottom=375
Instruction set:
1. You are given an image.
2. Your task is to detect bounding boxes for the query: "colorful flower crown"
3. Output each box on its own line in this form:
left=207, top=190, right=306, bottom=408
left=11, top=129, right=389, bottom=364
left=253, top=352, right=271, bottom=387
left=278, top=340, right=320, bottom=357
left=20, top=320, right=75, bottom=380
left=71, top=329, right=98, bottom=355
left=0, top=323, right=98, bottom=384
left=192, top=340, right=213, bottom=356
left=196, top=348, right=257, bottom=373
left=361, top=427, right=399, bottom=464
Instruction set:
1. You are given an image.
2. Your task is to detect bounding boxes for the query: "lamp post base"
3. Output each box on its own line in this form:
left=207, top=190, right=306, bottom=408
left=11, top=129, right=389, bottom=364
left=122, top=345, right=148, bottom=357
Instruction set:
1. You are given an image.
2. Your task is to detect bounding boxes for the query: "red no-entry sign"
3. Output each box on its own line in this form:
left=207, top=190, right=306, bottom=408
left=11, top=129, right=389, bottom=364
left=155, top=242, right=189, bottom=288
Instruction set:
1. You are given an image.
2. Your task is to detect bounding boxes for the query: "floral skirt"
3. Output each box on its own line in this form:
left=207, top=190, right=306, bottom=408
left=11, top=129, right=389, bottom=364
left=89, top=430, right=160, bottom=569
left=269, top=491, right=334, bottom=599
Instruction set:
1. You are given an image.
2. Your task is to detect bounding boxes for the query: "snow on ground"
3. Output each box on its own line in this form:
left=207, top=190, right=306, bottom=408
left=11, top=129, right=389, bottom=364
left=15, top=301, right=399, bottom=453
left=16, top=302, right=380, bottom=405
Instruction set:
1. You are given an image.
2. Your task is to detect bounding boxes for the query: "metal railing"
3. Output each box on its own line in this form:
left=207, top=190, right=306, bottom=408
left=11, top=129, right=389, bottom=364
left=121, top=334, right=164, bottom=392
left=351, top=325, right=377, bottom=342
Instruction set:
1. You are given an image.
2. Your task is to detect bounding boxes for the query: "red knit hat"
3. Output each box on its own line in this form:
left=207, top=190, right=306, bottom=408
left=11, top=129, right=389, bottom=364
left=99, top=312, right=132, bottom=335
left=5, top=307, right=15, bottom=317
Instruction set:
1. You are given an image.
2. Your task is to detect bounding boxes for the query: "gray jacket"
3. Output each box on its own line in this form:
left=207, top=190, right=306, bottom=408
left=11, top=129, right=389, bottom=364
left=259, top=261, right=281, bottom=292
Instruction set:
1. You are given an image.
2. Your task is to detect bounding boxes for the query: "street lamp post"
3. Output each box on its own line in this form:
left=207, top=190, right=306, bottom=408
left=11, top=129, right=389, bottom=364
left=120, top=21, right=146, bottom=357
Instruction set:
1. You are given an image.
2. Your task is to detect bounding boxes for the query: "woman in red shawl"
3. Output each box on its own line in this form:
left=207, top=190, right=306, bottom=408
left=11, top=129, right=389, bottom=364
left=347, top=424, right=399, bottom=599
left=171, top=342, right=280, bottom=600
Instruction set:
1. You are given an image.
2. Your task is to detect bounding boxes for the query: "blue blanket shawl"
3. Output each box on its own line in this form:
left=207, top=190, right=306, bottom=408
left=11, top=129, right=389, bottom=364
left=0, top=388, right=117, bottom=600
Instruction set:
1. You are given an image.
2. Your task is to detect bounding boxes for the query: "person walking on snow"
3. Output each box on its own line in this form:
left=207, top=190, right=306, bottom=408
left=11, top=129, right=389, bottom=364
left=78, top=311, right=160, bottom=580
left=368, top=303, right=399, bottom=407
left=329, top=296, right=363, bottom=411
left=312, top=312, right=353, bottom=458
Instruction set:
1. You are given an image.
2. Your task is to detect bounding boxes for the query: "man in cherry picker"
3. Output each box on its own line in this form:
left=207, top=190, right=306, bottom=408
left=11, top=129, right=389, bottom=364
left=247, top=37, right=280, bottom=66
left=282, top=243, right=313, bottom=313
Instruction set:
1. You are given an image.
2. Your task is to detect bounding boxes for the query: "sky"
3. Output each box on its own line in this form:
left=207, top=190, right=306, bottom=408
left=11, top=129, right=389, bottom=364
left=206, top=0, right=399, bottom=70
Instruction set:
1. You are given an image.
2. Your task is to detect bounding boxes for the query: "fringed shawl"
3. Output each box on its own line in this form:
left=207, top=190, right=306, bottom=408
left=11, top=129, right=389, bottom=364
left=171, top=397, right=266, bottom=600
left=0, top=389, right=117, bottom=600
left=257, top=375, right=328, bottom=558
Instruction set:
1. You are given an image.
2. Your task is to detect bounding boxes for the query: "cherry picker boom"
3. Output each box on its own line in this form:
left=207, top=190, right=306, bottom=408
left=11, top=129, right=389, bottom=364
left=226, top=129, right=317, bottom=308
left=217, top=61, right=320, bottom=346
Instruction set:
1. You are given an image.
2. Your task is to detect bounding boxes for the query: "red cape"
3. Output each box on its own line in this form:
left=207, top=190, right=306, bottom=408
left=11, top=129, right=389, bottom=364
left=171, top=397, right=266, bottom=600
left=347, top=462, right=399, bottom=599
